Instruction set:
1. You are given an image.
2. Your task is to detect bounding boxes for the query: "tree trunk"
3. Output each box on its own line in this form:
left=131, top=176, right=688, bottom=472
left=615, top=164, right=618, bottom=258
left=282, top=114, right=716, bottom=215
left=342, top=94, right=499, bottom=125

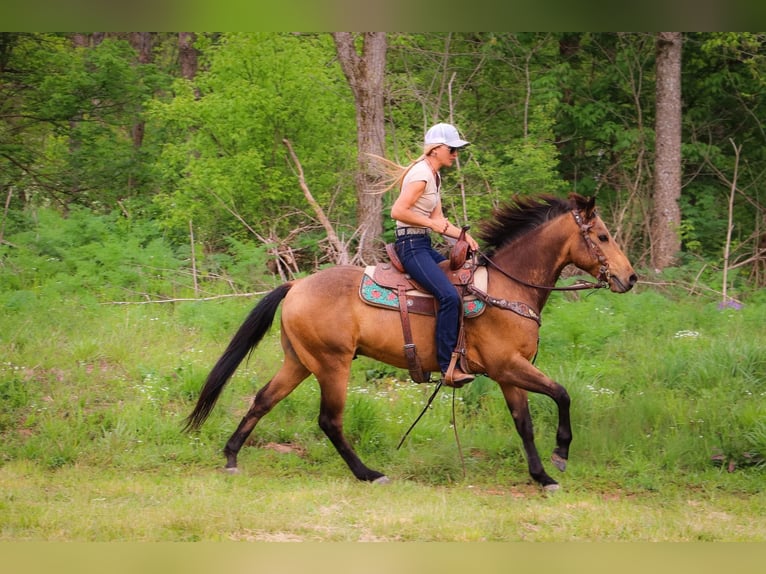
left=332, top=32, right=387, bottom=264
left=178, top=33, right=199, bottom=81
left=130, top=32, right=153, bottom=64
left=71, top=33, right=89, bottom=48
left=651, top=32, right=683, bottom=270
left=128, top=33, right=153, bottom=149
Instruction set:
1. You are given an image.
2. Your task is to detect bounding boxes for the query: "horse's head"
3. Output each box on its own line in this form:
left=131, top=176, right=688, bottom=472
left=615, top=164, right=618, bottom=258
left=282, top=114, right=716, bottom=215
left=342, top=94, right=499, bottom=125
left=568, top=194, right=637, bottom=293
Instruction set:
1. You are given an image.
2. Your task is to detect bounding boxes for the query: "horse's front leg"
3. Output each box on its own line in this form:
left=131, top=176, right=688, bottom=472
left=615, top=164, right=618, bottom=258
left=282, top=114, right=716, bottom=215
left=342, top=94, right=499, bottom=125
left=495, top=359, right=572, bottom=489
left=499, top=385, right=559, bottom=489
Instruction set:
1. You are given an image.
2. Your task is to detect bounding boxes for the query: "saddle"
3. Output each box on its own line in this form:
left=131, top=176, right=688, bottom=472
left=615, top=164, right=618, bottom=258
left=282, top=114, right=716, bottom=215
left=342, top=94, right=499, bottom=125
left=362, top=253, right=487, bottom=317
left=359, top=229, right=485, bottom=383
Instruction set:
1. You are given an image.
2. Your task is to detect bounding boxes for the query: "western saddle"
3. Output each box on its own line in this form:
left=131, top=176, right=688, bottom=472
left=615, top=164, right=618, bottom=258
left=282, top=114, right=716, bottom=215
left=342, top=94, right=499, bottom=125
left=359, top=228, right=482, bottom=384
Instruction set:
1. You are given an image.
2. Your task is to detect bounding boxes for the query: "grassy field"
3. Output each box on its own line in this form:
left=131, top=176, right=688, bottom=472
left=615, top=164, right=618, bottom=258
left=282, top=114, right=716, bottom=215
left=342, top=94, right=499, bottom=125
left=1, top=271, right=764, bottom=543
left=1, top=457, right=764, bottom=542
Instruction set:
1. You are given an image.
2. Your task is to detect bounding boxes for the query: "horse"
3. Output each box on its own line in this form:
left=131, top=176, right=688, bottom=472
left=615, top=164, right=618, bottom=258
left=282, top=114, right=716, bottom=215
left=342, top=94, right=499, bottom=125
left=184, top=193, right=637, bottom=490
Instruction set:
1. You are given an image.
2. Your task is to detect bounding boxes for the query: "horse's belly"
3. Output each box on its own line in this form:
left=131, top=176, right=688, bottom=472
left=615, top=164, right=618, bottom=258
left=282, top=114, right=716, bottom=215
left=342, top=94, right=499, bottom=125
left=356, top=309, right=439, bottom=371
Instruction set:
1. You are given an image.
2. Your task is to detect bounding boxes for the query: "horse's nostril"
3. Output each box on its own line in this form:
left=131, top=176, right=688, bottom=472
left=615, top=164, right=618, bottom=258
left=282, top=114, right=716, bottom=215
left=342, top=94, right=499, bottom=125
left=629, top=274, right=638, bottom=286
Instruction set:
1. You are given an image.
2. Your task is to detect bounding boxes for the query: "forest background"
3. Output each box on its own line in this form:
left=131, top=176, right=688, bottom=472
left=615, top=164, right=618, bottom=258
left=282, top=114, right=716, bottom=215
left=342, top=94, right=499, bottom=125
left=1, top=32, right=765, bottom=286
left=1, top=32, right=765, bottom=544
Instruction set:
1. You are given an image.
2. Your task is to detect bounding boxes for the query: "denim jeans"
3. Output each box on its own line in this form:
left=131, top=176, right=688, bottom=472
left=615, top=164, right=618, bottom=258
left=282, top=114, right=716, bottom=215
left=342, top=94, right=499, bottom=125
left=395, top=235, right=460, bottom=372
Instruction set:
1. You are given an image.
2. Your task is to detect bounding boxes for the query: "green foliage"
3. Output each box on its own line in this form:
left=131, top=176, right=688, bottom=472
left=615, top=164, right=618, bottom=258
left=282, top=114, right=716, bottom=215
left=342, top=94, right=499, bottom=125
left=148, top=33, right=357, bottom=249
left=1, top=35, right=168, bottom=210
left=493, top=103, right=569, bottom=198
left=4, top=32, right=766, bottom=280
left=680, top=32, right=766, bottom=263
left=0, top=207, right=183, bottom=301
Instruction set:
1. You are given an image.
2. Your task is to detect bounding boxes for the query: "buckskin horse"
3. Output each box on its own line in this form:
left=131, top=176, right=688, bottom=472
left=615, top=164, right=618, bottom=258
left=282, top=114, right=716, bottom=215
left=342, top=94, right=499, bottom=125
left=184, top=193, right=637, bottom=490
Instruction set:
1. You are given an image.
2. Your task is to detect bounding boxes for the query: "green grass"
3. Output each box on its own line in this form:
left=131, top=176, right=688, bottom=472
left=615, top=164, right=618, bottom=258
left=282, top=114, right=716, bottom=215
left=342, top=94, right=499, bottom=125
left=1, top=459, right=764, bottom=542
left=0, top=288, right=764, bottom=541
left=1, top=228, right=765, bottom=540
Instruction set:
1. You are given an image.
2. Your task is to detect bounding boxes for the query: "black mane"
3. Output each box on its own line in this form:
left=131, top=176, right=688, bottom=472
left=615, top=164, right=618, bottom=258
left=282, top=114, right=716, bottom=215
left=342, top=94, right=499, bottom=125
left=477, top=194, right=578, bottom=256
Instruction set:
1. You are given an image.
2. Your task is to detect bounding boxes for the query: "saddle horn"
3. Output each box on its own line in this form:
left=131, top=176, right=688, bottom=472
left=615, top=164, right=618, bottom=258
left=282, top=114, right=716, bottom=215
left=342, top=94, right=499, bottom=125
left=449, top=225, right=472, bottom=270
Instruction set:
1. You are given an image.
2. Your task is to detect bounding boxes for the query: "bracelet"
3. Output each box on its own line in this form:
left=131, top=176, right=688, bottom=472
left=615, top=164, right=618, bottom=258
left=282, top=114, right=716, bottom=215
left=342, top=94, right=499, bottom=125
left=442, top=220, right=449, bottom=234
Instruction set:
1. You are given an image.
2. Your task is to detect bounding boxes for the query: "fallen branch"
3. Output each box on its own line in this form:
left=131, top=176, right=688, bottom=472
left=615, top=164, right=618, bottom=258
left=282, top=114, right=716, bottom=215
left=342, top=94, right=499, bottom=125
left=209, top=190, right=304, bottom=281
left=103, top=291, right=270, bottom=305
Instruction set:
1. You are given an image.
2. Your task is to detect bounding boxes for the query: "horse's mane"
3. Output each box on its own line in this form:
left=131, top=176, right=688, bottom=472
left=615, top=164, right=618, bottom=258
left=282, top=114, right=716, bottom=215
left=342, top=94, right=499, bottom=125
left=478, top=194, right=584, bottom=257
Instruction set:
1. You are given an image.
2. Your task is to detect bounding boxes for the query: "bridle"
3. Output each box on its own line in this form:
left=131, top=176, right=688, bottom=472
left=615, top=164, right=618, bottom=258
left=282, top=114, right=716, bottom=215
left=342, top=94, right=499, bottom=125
left=480, top=208, right=611, bottom=292
left=571, top=208, right=612, bottom=286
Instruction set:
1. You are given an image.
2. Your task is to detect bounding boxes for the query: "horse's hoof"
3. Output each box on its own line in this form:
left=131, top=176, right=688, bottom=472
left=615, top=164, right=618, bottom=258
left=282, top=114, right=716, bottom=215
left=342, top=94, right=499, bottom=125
left=543, top=483, right=560, bottom=493
left=224, top=466, right=240, bottom=475
left=551, top=452, right=567, bottom=472
left=372, top=475, right=391, bottom=485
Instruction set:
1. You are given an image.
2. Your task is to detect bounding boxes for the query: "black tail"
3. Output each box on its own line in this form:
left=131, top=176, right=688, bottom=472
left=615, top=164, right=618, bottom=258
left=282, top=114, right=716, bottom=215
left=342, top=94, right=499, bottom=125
left=183, top=282, right=293, bottom=432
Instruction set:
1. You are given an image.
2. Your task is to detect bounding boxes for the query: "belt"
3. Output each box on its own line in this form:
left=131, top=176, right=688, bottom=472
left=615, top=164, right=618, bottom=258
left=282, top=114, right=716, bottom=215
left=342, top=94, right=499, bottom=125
left=395, top=227, right=431, bottom=238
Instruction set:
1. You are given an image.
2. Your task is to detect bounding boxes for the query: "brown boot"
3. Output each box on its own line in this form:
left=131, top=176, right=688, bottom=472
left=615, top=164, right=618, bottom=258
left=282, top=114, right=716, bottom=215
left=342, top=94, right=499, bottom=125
left=441, top=367, right=475, bottom=388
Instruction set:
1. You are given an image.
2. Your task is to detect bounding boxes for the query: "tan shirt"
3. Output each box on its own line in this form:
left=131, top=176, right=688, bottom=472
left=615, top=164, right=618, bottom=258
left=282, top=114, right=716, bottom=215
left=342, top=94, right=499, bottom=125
left=396, top=160, right=440, bottom=228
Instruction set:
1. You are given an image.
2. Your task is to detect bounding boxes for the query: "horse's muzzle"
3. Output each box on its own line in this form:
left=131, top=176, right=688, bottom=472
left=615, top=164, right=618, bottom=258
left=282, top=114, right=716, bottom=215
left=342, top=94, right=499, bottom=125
left=610, top=272, right=638, bottom=293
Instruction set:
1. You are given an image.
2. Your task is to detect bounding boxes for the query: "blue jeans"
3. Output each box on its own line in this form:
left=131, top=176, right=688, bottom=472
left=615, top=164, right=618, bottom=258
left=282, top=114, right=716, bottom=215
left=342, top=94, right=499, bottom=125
left=395, top=235, right=460, bottom=373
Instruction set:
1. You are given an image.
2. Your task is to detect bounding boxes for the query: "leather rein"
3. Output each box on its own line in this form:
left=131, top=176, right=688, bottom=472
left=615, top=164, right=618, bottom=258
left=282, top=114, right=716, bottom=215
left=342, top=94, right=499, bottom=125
left=478, top=208, right=611, bottom=293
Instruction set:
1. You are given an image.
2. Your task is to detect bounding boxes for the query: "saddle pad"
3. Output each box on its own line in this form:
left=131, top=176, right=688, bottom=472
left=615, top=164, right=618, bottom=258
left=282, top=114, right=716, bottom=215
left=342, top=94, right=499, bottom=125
left=359, top=271, right=487, bottom=318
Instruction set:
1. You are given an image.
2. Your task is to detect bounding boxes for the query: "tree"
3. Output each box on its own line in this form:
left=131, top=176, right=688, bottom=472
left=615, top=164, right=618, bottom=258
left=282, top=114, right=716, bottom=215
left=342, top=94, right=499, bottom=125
left=128, top=33, right=154, bottom=149
left=149, top=33, right=357, bottom=259
left=651, top=32, right=683, bottom=270
left=178, top=33, right=198, bottom=81
left=332, top=32, right=387, bottom=263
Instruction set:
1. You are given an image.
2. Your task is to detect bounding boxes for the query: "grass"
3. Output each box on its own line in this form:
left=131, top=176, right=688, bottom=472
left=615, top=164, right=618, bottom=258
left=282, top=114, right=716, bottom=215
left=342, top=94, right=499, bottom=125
left=1, top=253, right=765, bottom=541
left=1, top=459, right=764, bottom=542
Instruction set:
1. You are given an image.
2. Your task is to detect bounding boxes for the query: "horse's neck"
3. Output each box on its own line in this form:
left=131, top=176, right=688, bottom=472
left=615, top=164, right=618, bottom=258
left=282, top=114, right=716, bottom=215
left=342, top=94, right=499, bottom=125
left=493, top=225, right=571, bottom=308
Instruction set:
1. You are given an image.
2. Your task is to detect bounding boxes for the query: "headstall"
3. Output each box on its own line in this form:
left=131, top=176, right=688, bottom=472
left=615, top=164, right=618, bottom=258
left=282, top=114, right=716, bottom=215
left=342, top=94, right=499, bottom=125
left=480, top=207, right=610, bottom=292
left=570, top=209, right=611, bottom=286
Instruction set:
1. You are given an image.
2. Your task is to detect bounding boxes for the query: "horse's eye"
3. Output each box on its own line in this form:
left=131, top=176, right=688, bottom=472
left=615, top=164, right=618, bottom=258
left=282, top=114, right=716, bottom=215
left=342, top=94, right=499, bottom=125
left=598, top=234, right=609, bottom=242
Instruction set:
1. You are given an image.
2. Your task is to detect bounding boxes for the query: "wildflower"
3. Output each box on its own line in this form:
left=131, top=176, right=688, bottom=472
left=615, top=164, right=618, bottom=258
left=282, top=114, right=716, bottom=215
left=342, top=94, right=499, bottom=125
left=717, top=299, right=743, bottom=311
left=673, top=330, right=700, bottom=339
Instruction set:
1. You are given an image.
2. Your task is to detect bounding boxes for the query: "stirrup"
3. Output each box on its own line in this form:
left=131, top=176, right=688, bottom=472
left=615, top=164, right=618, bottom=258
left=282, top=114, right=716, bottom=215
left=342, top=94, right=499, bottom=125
left=442, top=352, right=474, bottom=388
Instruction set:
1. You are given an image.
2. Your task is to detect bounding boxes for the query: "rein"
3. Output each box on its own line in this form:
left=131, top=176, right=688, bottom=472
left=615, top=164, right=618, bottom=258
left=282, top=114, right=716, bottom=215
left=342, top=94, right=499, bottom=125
left=478, top=209, right=611, bottom=293
left=397, top=382, right=467, bottom=480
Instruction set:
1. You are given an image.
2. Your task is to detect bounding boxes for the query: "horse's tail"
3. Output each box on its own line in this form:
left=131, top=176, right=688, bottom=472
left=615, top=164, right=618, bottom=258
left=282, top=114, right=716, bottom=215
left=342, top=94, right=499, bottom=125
left=183, top=282, right=293, bottom=432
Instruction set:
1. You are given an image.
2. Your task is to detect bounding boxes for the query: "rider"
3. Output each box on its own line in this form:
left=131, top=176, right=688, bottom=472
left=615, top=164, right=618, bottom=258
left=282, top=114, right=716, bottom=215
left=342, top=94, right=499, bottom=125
left=390, top=123, right=480, bottom=387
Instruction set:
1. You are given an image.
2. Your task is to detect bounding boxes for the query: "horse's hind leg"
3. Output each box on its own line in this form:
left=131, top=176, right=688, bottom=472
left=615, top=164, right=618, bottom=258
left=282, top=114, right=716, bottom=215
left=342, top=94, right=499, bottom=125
left=222, top=352, right=310, bottom=472
left=314, top=363, right=389, bottom=484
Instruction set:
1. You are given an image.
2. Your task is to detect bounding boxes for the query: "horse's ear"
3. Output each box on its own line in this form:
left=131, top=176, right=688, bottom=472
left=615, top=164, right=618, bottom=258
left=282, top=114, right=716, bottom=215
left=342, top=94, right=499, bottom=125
left=569, top=192, right=597, bottom=219
left=584, top=196, right=597, bottom=219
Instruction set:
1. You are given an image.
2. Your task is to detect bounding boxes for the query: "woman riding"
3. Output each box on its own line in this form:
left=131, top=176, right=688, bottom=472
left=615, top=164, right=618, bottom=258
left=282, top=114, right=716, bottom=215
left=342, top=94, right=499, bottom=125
left=390, top=123, right=480, bottom=387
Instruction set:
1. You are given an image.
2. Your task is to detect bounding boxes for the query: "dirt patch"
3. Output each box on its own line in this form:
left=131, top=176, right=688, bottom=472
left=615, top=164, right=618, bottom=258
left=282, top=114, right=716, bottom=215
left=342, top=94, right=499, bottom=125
left=261, top=442, right=307, bottom=457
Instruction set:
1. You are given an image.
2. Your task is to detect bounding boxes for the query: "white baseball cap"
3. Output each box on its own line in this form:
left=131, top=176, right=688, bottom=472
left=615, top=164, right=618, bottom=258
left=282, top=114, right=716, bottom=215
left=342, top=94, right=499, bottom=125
left=424, top=123, right=470, bottom=148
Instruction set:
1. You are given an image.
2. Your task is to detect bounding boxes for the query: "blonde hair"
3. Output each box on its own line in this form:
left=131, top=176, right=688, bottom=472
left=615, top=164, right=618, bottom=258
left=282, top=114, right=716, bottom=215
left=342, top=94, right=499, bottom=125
left=366, top=143, right=442, bottom=194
